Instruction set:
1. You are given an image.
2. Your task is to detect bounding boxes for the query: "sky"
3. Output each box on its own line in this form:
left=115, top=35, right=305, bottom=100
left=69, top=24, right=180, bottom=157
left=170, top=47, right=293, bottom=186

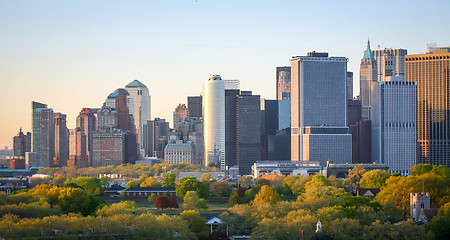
left=0, top=0, right=449, bottom=148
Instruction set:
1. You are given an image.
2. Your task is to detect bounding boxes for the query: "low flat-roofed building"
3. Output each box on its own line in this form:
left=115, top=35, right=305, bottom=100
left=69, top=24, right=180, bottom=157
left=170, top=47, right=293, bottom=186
left=177, top=171, right=224, bottom=180
left=324, top=162, right=389, bottom=178
left=122, top=187, right=176, bottom=197
left=251, top=161, right=322, bottom=178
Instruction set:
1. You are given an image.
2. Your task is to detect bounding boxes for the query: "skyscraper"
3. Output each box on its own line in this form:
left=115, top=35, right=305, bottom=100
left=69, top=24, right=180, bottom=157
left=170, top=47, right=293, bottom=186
left=372, top=79, right=417, bottom=175
left=405, top=47, right=450, bottom=166
left=125, top=80, right=151, bottom=152
left=347, top=71, right=353, bottom=100
left=225, top=87, right=239, bottom=169
left=173, top=104, right=189, bottom=128
left=373, top=48, right=407, bottom=82
left=290, top=52, right=351, bottom=166
left=76, top=108, right=96, bottom=166
left=13, top=128, right=31, bottom=157
left=31, top=101, right=54, bottom=167
left=276, top=66, right=291, bottom=100
left=54, top=113, right=69, bottom=167
left=203, top=75, right=225, bottom=169
left=187, top=96, right=202, bottom=119
left=143, top=118, right=169, bottom=158
left=237, top=91, right=261, bottom=175
left=360, top=40, right=378, bottom=120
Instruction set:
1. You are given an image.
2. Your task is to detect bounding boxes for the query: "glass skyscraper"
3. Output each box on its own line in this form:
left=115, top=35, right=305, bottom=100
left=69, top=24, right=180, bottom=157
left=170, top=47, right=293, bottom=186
left=290, top=52, right=351, bottom=166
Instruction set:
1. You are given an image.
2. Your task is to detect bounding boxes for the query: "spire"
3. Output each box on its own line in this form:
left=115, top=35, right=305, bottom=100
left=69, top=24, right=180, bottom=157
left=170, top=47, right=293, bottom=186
left=362, top=38, right=375, bottom=62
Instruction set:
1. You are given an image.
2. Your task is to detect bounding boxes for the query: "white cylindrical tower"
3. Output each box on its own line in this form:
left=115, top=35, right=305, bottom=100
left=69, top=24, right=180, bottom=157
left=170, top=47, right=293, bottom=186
left=203, top=75, right=225, bottom=169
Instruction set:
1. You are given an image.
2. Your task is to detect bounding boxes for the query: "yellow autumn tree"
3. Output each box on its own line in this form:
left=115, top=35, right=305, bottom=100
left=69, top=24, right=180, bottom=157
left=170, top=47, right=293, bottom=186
left=253, top=185, right=280, bottom=204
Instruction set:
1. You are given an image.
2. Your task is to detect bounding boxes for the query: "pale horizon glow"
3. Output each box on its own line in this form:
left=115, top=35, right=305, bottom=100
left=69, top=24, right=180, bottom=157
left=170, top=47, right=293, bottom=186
left=1, top=0, right=449, bottom=148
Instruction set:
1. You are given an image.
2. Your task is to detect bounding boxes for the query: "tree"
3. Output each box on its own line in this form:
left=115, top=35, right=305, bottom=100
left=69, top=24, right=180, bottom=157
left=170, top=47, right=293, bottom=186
left=139, top=174, right=149, bottom=183
left=140, top=177, right=161, bottom=187
left=162, top=173, right=176, bottom=187
left=347, top=164, right=366, bottom=187
left=75, top=177, right=102, bottom=195
left=126, top=180, right=139, bottom=189
left=167, top=198, right=179, bottom=210
left=53, top=175, right=67, bottom=187
left=200, top=172, right=212, bottom=182
left=96, top=201, right=137, bottom=216
left=58, top=187, right=91, bottom=216
left=426, top=202, right=450, bottom=239
left=210, top=181, right=232, bottom=197
left=154, top=196, right=170, bottom=211
left=99, top=176, right=112, bottom=190
left=183, top=191, right=201, bottom=210
left=410, top=164, right=434, bottom=176
left=180, top=210, right=209, bottom=237
left=254, top=185, right=280, bottom=204
left=359, top=170, right=391, bottom=188
left=176, top=177, right=209, bottom=198
left=304, top=175, right=331, bottom=192
left=238, top=176, right=253, bottom=188
left=148, top=193, right=157, bottom=204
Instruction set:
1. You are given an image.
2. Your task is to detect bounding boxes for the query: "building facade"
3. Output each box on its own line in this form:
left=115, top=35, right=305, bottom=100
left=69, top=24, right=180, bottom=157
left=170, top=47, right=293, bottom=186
left=125, top=80, right=152, bottom=152
left=173, top=104, right=189, bottom=128
left=373, top=48, right=407, bottom=82
left=164, top=142, right=195, bottom=164
left=347, top=71, right=354, bottom=100
left=31, top=101, right=55, bottom=168
left=13, top=128, right=31, bottom=157
left=76, top=108, right=97, bottom=166
left=237, top=91, right=261, bottom=175
left=290, top=52, right=351, bottom=166
left=371, top=80, right=417, bottom=175
left=203, top=75, right=225, bottom=169
left=53, top=113, right=69, bottom=167
left=360, top=40, right=378, bottom=120
left=276, top=66, right=291, bottom=100
left=405, top=47, right=450, bottom=166
left=187, top=96, right=202, bottom=119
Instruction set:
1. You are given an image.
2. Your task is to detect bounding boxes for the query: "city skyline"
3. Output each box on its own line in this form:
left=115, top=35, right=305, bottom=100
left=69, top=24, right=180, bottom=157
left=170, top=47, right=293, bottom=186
left=1, top=0, right=450, bottom=148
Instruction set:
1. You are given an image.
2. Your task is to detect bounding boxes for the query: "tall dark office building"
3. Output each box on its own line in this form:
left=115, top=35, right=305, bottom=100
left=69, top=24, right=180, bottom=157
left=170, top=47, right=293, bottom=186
left=188, top=96, right=202, bottom=119
left=276, top=66, right=291, bottom=100
left=13, top=128, right=31, bottom=157
left=76, top=108, right=97, bottom=166
left=405, top=47, right=450, bottom=166
left=225, top=89, right=239, bottom=168
left=237, top=91, right=261, bottom=175
left=347, top=99, right=362, bottom=126
left=30, top=101, right=55, bottom=168
left=350, top=120, right=371, bottom=164
left=54, top=113, right=69, bottom=167
left=143, top=118, right=170, bottom=158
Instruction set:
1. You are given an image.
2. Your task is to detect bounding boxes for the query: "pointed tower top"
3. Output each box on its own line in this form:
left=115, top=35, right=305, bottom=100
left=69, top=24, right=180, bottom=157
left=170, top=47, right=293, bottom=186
left=362, top=39, right=375, bottom=62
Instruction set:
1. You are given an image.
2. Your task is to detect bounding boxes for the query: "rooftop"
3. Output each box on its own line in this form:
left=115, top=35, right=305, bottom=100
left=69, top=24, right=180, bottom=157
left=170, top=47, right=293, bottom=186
left=125, top=79, right=147, bottom=88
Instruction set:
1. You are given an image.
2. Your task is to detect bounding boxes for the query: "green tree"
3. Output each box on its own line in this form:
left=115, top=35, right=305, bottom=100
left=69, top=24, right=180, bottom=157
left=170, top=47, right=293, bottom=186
left=58, top=187, right=91, bottom=216
left=99, top=176, right=112, bottom=190
left=148, top=193, right=157, bottom=204
left=162, top=173, right=176, bottom=187
left=53, top=175, right=67, bottom=187
left=180, top=210, right=209, bottom=237
left=359, top=169, right=391, bottom=188
left=126, top=180, right=139, bottom=189
left=238, top=176, right=253, bottom=188
left=183, top=191, right=201, bottom=210
left=176, top=177, right=209, bottom=198
left=96, top=201, right=137, bottom=216
left=254, top=185, right=280, bottom=204
left=75, top=177, right=101, bottom=195
left=410, top=164, right=434, bottom=176
left=210, top=181, right=232, bottom=197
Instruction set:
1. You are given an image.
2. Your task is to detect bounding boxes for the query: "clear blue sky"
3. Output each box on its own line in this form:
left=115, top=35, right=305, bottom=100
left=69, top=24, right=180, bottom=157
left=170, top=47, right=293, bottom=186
left=1, top=0, right=449, bottom=148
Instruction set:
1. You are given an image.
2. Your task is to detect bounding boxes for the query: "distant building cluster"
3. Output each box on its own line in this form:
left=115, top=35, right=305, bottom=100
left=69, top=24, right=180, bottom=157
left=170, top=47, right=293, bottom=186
left=7, top=43, right=450, bottom=177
